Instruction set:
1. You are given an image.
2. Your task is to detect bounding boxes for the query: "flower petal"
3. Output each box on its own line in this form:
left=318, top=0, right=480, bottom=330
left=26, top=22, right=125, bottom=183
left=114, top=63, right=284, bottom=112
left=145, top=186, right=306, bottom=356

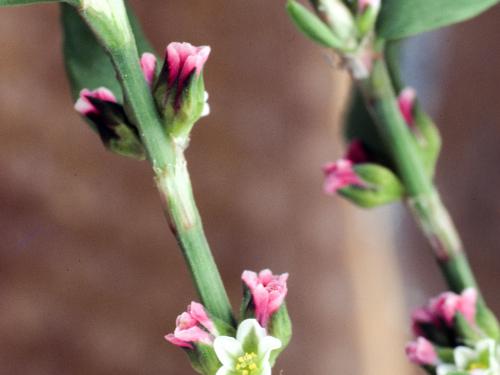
left=215, top=367, right=237, bottom=375
left=214, top=336, right=243, bottom=368
left=260, top=362, right=272, bottom=375
left=259, top=335, right=282, bottom=361
left=236, top=319, right=266, bottom=343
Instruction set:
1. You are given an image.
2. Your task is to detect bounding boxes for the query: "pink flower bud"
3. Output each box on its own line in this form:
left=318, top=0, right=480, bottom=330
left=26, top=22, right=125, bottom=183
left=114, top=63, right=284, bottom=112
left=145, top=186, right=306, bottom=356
left=405, top=337, right=438, bottom=366
left=411, top=306, right=436, bottom=336
left=165, top=302, right=217, bottom=349
left=140, top=52, right=157, bottom=88
left=74, top=87, right=117, bottom=116
left=242, top=269, right=289, bottom=327
left=165, top=42, right=210, bottom=91
left=398, top=87, right=417, bottom=127
left=323, top=158, right=365, bottom=194
left=412, top=288, right=478, bottom=340
left=430, top=288, right=477, bottom=326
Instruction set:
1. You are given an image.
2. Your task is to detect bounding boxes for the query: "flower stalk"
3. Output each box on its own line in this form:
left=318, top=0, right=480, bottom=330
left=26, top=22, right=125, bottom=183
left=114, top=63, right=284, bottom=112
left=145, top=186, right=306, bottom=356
left=77, top=0, right=234, bottom=325
left=356, top=40, right=479, bottom=295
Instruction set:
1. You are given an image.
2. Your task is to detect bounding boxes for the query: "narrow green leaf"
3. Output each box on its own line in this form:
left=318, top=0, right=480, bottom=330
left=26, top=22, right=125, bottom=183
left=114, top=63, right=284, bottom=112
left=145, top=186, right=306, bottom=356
left=286, top=0, right=344, bottom=49
left=61, top=2, right=155, bottom=101
left=377, top=0, right=500, bottom=40
left=0, top=0, right=63, bottom=6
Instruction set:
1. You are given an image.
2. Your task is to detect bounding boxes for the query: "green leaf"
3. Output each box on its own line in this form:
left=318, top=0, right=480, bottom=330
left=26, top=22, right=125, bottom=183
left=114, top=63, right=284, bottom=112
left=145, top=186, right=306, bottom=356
left=61, top=2, right=155, bottom=101
left=286, top=0, right=344, bottom=49
left=377, top=0, right=500, bottom=40
left=0, top=0, right=67, bottom=6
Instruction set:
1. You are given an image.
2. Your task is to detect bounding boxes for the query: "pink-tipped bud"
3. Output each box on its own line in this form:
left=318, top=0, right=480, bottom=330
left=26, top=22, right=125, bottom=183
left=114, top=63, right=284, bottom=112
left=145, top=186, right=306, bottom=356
left=140, top=52, right=157, bottom=88
left=323, top=158, right=365, bottom=194
left=165, top=42, right=210, bottom=91
left=430, top=288, right=477, bottom=326
left=405, top=337, right=438, bottom=366
left=242, top=269, right=289, bottom=327
left=165, top=302, right=217, bottom=349
left=398, top=87, right=417, bottom=127
left=74, top=87, right=117, bottom=116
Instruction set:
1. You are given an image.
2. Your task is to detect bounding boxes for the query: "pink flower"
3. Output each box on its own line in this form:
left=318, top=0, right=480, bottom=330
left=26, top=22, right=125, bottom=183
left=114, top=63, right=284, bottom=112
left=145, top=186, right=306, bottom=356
left=140, top=52, right=157, bottom=88
left=165, top=42, right=210, bottom=91
left=74, top=87, right=117, bottom=116
left=323, top=158, right=365, bottom=194
left=430, top=288, right=477, bottom=326
left=398, top=87, right=417, bottom=126
left=405, top=337, right=438, bottom=366
left=412, top=288, right=478, bottom=336
left=242, top=269, right=289, bottom=327
left=165, top=302, right=218, bottom=349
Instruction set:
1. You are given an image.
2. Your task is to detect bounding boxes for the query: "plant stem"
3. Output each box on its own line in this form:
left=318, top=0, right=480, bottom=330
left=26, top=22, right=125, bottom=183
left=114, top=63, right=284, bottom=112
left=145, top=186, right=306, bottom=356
left=79, top=2, right=234, bottom=325
left=356, top=41, right=479, bottom=294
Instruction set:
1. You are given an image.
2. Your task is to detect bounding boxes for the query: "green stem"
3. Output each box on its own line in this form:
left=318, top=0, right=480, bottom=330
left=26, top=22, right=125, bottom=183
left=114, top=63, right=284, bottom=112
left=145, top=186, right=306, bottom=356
left=79, top=1, right=234, bottom=324
left=357, top=41, right=479, bottom=295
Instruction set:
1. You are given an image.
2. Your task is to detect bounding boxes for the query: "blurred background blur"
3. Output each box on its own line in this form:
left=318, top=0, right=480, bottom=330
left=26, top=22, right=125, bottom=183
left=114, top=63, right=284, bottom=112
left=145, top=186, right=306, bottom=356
left=0, top=2, right=499, bottom=374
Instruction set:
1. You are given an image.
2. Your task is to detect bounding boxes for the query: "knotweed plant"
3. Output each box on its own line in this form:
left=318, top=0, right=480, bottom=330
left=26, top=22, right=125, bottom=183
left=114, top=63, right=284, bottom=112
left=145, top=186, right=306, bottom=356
left=0, top=0, right=499, bottom=374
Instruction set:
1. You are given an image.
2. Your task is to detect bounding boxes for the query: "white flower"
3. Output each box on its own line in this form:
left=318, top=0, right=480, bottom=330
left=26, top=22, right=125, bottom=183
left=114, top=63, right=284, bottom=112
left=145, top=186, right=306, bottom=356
left=213, top=319, right=281, bottom=375
left=437, top=339, right=500, bottom=375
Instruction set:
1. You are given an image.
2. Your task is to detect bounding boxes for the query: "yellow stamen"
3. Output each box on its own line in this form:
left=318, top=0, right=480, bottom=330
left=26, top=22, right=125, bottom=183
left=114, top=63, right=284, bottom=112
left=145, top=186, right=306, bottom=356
left=235, top=352, right=259, bottom=374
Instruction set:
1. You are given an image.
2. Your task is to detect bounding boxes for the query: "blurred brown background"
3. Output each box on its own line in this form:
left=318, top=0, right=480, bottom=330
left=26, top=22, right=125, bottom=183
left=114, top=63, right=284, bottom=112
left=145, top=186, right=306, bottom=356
left=0, top=2, right=499, bottom=374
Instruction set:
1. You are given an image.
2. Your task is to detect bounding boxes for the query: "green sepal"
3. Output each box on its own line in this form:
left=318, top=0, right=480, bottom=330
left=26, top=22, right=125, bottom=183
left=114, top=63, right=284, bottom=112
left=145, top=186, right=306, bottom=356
left=185, top=342, right=221, bottom=375
left=412, top=104, right=441, bottom=177
left=267, top=303, right=292, bottom=366
left=85, top=98, right=145, bottom=160
left=454, top=312, right=482, bottom=345
left=436, top=346, right=455, bottom=363
left=240, top=283, right=254, bottom=322
left=476, top=303, right=500, bottom=340
left=286, top=0, right=345, bottom=49
left=377, top=0, right=500, bottom=40
left=338, top=163, right=405, bottom=208
left=158, top=73, right=207, bottom=142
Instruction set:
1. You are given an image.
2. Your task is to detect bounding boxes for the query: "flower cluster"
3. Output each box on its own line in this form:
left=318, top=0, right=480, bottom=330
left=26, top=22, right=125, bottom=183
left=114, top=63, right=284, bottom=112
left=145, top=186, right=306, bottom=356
left=165, top=269, right=291, bottom=375
left=74, top=42, right=210, bottom=158
left=405, top=288, right=500, bottom=374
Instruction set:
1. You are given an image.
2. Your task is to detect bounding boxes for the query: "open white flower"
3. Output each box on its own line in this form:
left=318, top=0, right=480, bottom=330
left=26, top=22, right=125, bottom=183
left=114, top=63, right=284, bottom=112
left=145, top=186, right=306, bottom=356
left=437, top=339, right=500, bottom=375
left=214, top=319, right=281, bottom=375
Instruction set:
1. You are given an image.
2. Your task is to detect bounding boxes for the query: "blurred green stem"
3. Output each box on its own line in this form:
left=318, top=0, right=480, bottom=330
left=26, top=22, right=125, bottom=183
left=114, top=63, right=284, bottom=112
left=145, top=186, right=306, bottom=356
left=357, top=40, right=479, bottom=295
left=78, top=0, right=234, bottom=325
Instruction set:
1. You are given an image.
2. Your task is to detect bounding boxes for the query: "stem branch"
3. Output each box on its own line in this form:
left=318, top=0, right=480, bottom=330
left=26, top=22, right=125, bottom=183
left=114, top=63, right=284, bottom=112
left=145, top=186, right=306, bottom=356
left=79, top=1, right=234, bottom=324
left=357, top=42, right=479, bottom=294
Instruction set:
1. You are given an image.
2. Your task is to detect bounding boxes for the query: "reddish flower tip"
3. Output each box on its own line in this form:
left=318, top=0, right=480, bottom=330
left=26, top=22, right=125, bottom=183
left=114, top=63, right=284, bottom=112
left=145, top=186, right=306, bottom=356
left=322, top=158, right=365, bottom=194
left=140, top=52, right=157, bottom=88
left=165, top=301, right=216, bottom=349
left=398, top=87, right=417, bottom=126
left=405, top=337, right=438, bottom=366
left=74, top=87, right=117, bottom=116
left=165, top=42, right=211, bottom=89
